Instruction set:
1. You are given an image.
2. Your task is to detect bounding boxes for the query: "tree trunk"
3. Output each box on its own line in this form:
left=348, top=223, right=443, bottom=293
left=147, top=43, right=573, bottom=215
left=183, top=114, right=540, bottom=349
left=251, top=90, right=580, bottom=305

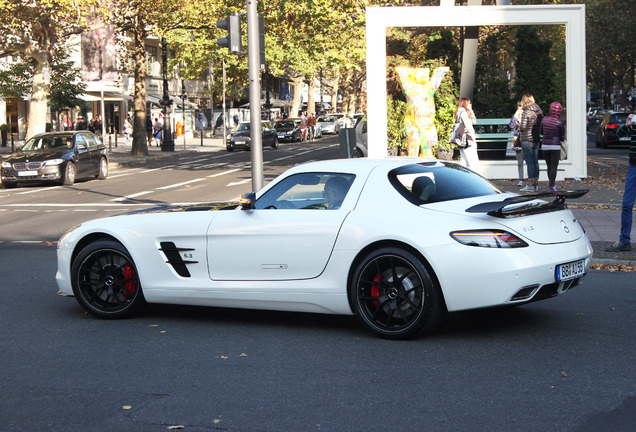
left=27, top=58, right=51, bottom=139
left=289, top=75, right=304, bottom=118
left=131, top=30, right=149, bottom=156
left=330, top=70, right=340, bottom=113
left=307, top=76, right=316, bottom=116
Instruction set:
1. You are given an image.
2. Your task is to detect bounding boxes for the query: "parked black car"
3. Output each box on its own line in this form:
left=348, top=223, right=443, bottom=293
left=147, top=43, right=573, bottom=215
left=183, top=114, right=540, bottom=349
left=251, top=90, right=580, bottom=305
left=274, top=119, right=306, bottom=142
left=595, top=111, right=632, bottom=148
left=1, top=131, right=108, bottom=188
left=226, top=121, right=278, bottom=151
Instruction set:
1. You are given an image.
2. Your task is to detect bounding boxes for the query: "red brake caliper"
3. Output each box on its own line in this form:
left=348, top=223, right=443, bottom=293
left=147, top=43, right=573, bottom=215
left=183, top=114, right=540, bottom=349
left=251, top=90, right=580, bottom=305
left=123, top=264, right=136, bottom=298
left=371, top=274, right=381, bottom=307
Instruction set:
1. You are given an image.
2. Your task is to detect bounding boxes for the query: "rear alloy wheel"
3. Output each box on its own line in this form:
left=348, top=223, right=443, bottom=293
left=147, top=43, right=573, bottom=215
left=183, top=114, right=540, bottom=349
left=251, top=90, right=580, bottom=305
left=62, top=162, right=76, bottom=186
left=97, top=157, right=108, bottom=179
left=352, top=147, right=364, bottom=158
left=351, top=247, right=445, bottom=339
left=71, top=240, right=146, bottom=319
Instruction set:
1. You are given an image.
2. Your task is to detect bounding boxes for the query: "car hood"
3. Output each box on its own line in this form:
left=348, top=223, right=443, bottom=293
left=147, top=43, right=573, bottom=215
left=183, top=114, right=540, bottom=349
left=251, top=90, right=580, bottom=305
left=275, top=125, right=296, bottom=132
left=424, top=192, right=587, bottom=245
left=231, top=131, right=251, bottom=138
left=5, top=149, right=73, bottom=162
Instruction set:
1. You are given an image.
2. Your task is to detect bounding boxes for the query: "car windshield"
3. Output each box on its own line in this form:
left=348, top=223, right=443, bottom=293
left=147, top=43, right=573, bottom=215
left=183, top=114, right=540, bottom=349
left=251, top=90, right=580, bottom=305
left=389, top=162, right=502, bottom=205
left=318, top=116, right=334, bottom=122
left=276, top=121, right=295, bottom=128
left=236, top=123, right=250, bottom=131
left=21, top=135, right=73, bottom=151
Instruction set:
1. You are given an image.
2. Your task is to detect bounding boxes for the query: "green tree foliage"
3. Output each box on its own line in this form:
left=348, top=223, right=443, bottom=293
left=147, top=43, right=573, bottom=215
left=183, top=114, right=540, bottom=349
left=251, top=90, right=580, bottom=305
left=512, top=25, right=555, bottom=111
left=0, top=0, right=97, bottom=138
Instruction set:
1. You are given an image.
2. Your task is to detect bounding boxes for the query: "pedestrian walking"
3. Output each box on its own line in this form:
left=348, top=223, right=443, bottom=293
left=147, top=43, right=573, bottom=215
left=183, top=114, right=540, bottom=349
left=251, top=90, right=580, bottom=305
left=509, top=101, right=525, bottom=187
left=153, top=117, right=163, bottom=147
left=606, top=113, right=636, bottom=252
left=540, top=102, right=565, bottom=193
left=307, top=113, right=316, bottom=142
left=519, top=94, right=543, bottom=192
left=124, top=115, right=132, bottom=144
left=452, top=97, right=479, bottom=169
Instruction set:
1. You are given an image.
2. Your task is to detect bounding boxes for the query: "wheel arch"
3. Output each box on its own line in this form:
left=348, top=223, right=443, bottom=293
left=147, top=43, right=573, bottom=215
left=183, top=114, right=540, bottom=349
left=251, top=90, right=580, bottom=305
left=70, top=232, right=124, bottom=269
left=345, top=239, right=446, bottom=313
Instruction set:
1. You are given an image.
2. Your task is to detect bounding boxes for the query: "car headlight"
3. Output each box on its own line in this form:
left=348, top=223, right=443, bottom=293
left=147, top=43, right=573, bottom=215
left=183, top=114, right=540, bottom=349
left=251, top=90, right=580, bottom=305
left=227, top=134, right=233, bottom=140
left=1, top=161, right=11, bottom=168
left=450, top=230, right=528, bottom=248
left=44, top=159, right=65, bottom=166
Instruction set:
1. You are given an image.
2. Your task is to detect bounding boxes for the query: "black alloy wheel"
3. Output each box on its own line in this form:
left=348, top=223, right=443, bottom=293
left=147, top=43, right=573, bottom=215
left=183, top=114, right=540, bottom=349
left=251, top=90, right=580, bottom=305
left=71, top=240, right=146, bottom=319
left=351, top=247, right=445, bottom=339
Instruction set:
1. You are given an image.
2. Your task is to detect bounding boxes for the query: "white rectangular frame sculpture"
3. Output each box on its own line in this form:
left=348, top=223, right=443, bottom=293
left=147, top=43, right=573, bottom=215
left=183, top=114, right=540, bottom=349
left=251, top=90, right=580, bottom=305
left=366, top=4, right=587, bottom=180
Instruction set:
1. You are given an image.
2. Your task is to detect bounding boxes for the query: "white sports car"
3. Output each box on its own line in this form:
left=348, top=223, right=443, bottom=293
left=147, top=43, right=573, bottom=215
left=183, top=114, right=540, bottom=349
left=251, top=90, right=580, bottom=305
left=56, top=159, right=592, bottom=339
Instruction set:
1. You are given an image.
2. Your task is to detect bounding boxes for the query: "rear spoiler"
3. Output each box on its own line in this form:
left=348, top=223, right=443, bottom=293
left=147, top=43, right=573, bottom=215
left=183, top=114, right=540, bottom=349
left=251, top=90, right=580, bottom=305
left=465, top=190, right=588, bottom=218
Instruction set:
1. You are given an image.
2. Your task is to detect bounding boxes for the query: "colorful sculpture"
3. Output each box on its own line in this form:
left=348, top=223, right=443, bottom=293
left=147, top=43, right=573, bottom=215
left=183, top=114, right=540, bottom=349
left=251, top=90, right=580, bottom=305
left=396, top=66, right=449, bottom=157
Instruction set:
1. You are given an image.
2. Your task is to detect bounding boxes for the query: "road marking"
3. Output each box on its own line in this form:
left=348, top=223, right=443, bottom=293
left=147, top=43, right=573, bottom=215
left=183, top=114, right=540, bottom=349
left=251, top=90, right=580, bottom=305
left=206, top=168, right=242, bottom=178
left=111, top=191, right=154, bottom=201
left=227, top=179, right=251, bottom=187
left=156, top=178, right=205, bottom=190
left=16, top=186, right=62, bottom=195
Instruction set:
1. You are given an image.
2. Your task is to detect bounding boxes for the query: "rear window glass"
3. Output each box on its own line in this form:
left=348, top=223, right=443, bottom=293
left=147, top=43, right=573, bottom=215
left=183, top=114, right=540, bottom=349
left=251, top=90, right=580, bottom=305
left=389, top=162, right=502, bottom=205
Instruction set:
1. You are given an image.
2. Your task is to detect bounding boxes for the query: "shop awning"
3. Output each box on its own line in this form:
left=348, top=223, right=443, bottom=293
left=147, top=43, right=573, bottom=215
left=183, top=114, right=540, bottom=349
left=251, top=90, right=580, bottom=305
left=146, top=94, right=197, bottom=108
left=80, top=92, right=133, bottom=102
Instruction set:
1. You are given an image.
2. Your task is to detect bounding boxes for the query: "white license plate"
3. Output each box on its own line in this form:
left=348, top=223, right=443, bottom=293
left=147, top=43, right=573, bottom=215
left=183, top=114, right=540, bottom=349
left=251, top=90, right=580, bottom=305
left=235, top=140, right=245, bottom=144
left=556, top=259, right=586, bottom=281
left=619, top=136, right=630, bottom=141
left=18, top=170, right=38, bottom=177
left=277, top=134, right=285, bottom=138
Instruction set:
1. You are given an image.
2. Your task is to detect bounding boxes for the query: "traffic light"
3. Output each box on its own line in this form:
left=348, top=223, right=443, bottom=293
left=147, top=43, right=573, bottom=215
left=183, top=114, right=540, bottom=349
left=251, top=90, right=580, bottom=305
left=216, top=14, right=242, bottom=53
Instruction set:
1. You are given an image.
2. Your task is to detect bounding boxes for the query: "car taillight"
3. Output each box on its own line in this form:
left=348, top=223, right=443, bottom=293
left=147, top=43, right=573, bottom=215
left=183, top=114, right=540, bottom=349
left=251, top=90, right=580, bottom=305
left=606, top=123, right=619, bottom=129
left=450, top=230, right=529, bottom=248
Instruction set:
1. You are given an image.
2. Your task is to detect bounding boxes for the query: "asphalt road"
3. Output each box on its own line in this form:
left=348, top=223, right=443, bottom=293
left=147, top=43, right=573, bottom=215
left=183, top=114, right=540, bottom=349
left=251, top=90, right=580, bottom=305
left=0, top=248, right=634, bottom=432
left=0, top=136, right=342, bottom=245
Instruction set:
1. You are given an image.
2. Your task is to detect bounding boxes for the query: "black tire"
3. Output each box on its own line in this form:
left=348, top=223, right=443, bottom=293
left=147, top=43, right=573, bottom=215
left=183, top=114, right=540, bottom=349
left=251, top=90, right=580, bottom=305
left=352, top=147, right=364, bottom=158
left=71, top=239, right=146, bottom=319
left=2, top=181, right=17, bottom=188
left=62, top=162, right=76, bottom=186
left=271, top=136, right=278, bottom=149
left=350, top=247, right=445, bottom=339
left=226, top=145, right=234, bottom=152
left=97, top=157, right=108, bottom=180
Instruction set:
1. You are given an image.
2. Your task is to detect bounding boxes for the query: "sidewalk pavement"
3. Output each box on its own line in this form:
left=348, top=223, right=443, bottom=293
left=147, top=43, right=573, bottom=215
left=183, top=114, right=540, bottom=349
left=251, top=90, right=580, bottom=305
left=1, top=138, right=634, bottom=265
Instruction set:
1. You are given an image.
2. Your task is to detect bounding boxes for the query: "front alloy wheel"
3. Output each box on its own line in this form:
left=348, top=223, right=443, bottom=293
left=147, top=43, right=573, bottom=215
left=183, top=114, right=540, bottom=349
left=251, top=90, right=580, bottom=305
left=351, top=247, right=445, bottom=339
left=71, top=240, right=146, bottom=318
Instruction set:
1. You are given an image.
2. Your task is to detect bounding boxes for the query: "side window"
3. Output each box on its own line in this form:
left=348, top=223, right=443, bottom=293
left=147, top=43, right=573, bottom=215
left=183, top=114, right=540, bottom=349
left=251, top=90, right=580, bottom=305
left=255, top=173, right=355, bottom=210
left=75, top=135, right=88, bottom=149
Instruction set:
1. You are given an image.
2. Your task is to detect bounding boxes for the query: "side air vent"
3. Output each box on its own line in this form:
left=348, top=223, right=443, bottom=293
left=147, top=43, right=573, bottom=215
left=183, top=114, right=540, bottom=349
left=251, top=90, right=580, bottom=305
left=159, top=241, right=198, bottom=278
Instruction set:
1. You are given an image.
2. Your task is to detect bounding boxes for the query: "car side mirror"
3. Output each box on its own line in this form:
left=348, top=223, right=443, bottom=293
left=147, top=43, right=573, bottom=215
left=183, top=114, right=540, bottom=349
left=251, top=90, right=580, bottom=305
left=240, top=192, right=256, bottom=210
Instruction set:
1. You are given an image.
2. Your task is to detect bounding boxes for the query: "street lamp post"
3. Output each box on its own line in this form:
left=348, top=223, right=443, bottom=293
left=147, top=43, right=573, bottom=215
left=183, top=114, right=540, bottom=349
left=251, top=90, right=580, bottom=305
left=160, top=37, right=175, bottom=151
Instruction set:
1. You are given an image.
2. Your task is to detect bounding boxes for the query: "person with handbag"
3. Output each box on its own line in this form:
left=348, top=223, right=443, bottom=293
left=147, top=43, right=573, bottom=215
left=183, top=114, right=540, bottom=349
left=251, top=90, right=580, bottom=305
left=452, top=97, right=479, bottom=169
left=540, top=102, right=565, bottom=193
left=519, top=93, right=543, bottom=192
left=509, top=101, right=525, bottom=187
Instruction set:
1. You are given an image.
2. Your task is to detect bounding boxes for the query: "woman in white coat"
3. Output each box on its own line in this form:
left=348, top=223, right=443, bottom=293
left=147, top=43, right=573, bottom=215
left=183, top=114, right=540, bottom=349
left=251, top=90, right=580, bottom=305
left=453, top=97, right=479, bottom=169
